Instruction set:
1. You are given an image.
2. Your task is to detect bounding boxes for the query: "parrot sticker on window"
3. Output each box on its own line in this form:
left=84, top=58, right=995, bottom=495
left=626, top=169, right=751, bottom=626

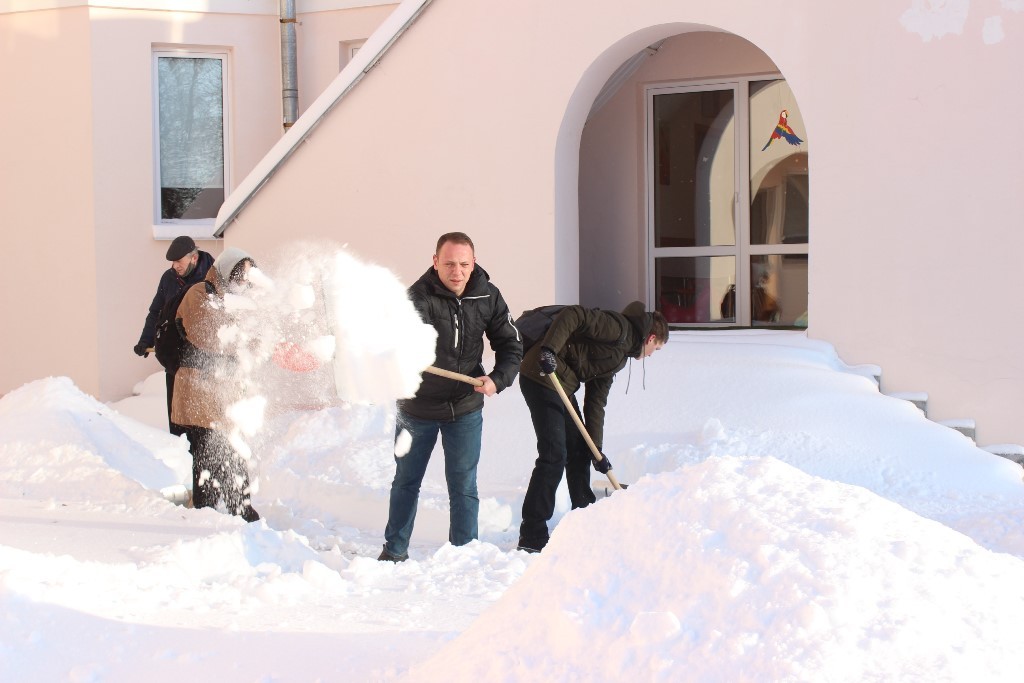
left=761, top=109, right=804, bottom=151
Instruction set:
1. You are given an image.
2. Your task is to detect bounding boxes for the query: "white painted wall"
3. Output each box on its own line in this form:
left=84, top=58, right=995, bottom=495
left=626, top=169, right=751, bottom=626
left=222, top=1, right=1024, bottom=445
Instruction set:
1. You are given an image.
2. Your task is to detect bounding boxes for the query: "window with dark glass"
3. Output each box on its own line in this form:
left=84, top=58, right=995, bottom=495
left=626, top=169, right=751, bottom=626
left=155, top=52, right=226, bottom=222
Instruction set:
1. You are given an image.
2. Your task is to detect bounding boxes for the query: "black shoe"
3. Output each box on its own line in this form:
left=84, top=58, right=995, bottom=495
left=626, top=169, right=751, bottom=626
left=240, top=506, right=261, bottom=523
left=516, top=540, right=544, bottom=554
left=377, top=546, right=408, bottom=563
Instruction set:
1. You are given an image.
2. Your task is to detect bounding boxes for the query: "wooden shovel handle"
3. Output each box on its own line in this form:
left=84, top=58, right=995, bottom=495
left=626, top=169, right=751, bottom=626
left=424, top=365, right=484, bottom=387
left=548, top=372, right=623, bottom=491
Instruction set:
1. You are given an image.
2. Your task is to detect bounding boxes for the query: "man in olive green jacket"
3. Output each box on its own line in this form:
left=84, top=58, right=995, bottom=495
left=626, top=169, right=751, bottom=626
left=517, top=302, right=668, bottom=553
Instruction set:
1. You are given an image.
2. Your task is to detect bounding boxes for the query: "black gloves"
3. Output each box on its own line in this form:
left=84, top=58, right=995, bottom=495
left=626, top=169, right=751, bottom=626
left=592, top=451, right=613, bottom=474
left=538, top=347, right=557, bottom=375
left=133, top=342, right=150, bottom=358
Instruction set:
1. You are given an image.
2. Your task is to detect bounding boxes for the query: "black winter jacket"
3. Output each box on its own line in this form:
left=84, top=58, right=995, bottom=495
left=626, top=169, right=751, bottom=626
left=398, top=265, right=523, bottom=421
left=137, top=250, right=215, bottom=348
left=520, top=303, right=652, bottom=449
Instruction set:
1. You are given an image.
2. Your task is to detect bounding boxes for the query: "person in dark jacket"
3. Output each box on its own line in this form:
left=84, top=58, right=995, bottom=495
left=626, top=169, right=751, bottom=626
left=516, top=302, right=669, bottom=553
left=134, top=236, right=214, bottom=436
left=379, top=232, right=523, bottom=562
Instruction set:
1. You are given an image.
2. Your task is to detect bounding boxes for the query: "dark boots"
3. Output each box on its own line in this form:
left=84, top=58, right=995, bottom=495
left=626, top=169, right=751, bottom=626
left=377, top=546, right=408, bottom=562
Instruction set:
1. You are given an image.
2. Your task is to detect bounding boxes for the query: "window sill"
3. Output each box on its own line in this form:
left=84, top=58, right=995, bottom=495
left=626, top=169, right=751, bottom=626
left=152, top=222, right=222, bottom=241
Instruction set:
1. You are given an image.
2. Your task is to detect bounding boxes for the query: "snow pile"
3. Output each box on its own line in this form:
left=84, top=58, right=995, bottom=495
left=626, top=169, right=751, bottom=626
left=414, top=455, right=1024, bottom=681
left=605, top=333, right=1024, bottom=556
left=0, top=377, right=185, bottom=512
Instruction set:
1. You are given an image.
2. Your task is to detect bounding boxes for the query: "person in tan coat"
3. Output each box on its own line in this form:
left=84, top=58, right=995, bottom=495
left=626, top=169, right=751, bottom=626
left=171, top=247, right=260, bottom=522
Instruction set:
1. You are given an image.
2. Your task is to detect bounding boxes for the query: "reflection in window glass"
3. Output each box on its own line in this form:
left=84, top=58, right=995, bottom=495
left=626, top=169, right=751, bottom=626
left=157, top=55, right=225, bottom=220
left=653, top=90, right=735, bottom=248
left=782, top=174, right=809, bottom=244
left=655, top=256, right=736, bottom=324
left=750, top=254, right=808, bottom=327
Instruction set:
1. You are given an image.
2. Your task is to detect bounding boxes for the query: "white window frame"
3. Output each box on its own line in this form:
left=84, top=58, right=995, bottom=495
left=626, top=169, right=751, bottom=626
left=151, top=48, right=231, bottom=240
left=644, top=73, right=808, bottom=327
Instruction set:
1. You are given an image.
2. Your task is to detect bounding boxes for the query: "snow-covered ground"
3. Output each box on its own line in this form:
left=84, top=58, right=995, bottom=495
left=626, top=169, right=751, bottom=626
left=4, top=333, right=1024, bottom=681
left=3, top=246, right=1024, bottom=681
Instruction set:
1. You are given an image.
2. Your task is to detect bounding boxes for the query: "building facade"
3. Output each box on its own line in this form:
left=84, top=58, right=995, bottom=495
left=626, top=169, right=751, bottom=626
left=3, top=0, right=1024, bottom=447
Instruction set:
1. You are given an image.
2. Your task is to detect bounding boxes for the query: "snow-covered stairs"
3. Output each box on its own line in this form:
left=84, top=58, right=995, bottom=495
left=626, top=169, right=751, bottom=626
left=869, top=369, right=1024, bottom=468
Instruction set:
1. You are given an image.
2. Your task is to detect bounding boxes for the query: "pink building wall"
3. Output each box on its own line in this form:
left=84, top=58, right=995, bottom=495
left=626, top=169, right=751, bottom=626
left=297, top=4, right=395, bottom=112
left=0, top=7, right=101, bottom=395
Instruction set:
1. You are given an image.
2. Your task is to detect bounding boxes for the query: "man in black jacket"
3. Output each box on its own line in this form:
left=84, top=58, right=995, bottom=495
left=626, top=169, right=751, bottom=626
left=379, top=232, right=523, bottom=562
left=133, top=235, right=214, bottom=435
left=517, top=303, right=669, bottom=553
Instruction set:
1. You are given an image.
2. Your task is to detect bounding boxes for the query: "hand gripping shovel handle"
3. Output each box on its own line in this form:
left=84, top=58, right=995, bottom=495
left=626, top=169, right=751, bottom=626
left=548, top=372, right=623, bottom=491
left=424, top=365, right=484, bottom=387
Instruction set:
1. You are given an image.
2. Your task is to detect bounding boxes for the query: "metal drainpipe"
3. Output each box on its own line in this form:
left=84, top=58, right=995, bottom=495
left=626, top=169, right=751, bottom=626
left=280, top=0, right=298, bottom=129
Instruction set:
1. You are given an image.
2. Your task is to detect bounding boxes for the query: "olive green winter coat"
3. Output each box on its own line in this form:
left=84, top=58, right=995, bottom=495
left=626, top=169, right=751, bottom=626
left=520, top=303, right=651, bottom=449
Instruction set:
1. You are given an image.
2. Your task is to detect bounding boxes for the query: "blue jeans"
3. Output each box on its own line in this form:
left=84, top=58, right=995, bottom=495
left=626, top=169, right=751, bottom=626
left=383, top=408, right=483, bottom=557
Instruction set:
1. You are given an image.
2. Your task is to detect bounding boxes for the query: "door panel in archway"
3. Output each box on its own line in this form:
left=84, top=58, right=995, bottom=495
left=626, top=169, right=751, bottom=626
left=648, top=78, right=808, bottom=327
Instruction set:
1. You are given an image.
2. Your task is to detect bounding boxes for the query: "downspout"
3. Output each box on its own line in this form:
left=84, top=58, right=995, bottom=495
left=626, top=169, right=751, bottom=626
left=280, top=0, right=299, bottom=129
left=214, top=0, right=434, bottom=236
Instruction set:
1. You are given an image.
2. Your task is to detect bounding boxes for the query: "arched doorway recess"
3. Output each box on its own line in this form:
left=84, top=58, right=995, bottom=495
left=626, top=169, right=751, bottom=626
left=575, top=30, right=809, bottom=328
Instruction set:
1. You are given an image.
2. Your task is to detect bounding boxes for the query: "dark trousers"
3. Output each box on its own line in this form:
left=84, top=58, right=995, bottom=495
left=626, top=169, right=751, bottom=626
left=183, top=426, right=259, bottom=521
left=518, top=378, right=596, bottom=549
left=166, top=371, right=185, bottom=437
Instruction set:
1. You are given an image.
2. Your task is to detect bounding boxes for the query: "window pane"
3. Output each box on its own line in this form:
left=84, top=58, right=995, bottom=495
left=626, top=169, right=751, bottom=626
left=158, top=56, right=225, bottom=220
left=750, top=254, right=808, bottom=327
left=750, top=80, right=808, bottom=246
left=655, top=256, right=736, bottom=324
left=653, top=90, right=735, bottom=248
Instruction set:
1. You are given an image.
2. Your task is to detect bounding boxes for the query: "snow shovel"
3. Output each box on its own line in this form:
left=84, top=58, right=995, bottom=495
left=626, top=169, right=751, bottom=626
left=424, top=365, right=484, bottom=387
left=548, top=372, right=623, bottom=491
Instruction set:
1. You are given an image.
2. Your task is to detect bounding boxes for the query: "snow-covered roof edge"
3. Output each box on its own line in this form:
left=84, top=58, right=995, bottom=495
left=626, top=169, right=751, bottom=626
left=213, top=0, right=433, bottom=237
